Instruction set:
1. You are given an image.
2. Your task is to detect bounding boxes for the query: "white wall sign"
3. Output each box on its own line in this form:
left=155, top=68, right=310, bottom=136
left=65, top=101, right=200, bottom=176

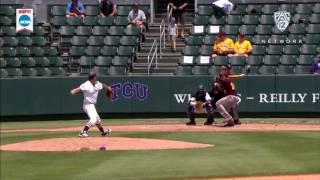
left=16, top=9, right=33, bottom=32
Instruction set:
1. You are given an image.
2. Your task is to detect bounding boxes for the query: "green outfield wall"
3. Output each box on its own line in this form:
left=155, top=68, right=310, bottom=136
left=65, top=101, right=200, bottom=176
left=0, top=75, right=320, bottom=116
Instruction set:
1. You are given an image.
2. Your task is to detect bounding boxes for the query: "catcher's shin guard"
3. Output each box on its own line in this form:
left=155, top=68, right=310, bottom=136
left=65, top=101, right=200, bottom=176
left=204, top=104, right=214, bottom=125
left=186, top=105, right=196, bottom=125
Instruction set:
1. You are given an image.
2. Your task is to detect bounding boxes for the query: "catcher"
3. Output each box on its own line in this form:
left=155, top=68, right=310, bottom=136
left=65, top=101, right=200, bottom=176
left=186, top=85, right=214, bottom=126
left=70, top=71, right=113, bottom=137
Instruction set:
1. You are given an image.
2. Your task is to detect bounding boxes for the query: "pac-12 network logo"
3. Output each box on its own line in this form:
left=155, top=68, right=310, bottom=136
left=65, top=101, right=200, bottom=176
left=274, top=11, right=290, bottom=32
left=16, top=9, right=33, bottom=32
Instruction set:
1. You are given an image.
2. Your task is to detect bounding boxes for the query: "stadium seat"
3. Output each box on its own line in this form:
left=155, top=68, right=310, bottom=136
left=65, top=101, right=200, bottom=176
left=197, top=5, right=213, bottom=16
left=280, top=55, right=297, bottom=65
left=48, top=57, right=63, bottom=66
left=193, top=15, right=210, bottom=25
left=84, top=46, right=100, bottom=56
left=289, top=24, right=306, bottom=34
left=295, top=65, right=312, bottom=74
left=112, top=56, right=129, bottom=66
left=1, top=26, right=16, bottom=36
left=304, top=34, right=320, bottom=45
left=18, top=30, right=31, bottom=36
left=229, top=56, right=246, bottom=66
left=2, top=37, right=18, bottom=46
left=178, top=56, right=195, bottom=66
left=175, top=66, right=193, bottom=75
left=50, top=67, right=65, bottom=76
left=71, top=36, right=88, bottom=46
left=5, top=57, right=21, bottom=67
left=36, top=67, right=51, bottom=76
left=277, top=65, right=295, bottom=74
left=262, top=4, right=279, bottom=14
left=80, top=56, right=95, bottom=73
left=104, top=36, right=120, bottom=46
left=7, top=68, right=23, bottom=77
left=272, top=26, right=289, bottom=35
left=230, top=66, right=245, bottom=74
left=113, top=16, right=129, bottom=26
left=247, top=65, right=260, bottom=75
left=243, top=15, right=260, bottom=25
left=226, top=15, right=242, bottom=25
left=192, top=66, right=209, bottom=75
left=120, top=36, right=138, bottom=46
left=92, top=66, right=109, bottom=76
left=22, top=68, right=37, bottom=76
left=109, top=66, right=127, bottom=76
left=223, top=25, right=239, bottom=35
left=117, top=6, right=131, bottom=16
left=189, top=25, right=206, bottom=36
left=269, top=35, right=286, bottom=45
left=292, top=14, right=309, bottom=24
left=263, top=55, right=280, bottom=65
left=309, top=14, right=320, bottom=24
left=313, top=3, right=320, bottom=13
left=283, top=45, right=300, bottom=55
left=59, top=26, right=75, bottom=36
left=307, top=24, right=320, bottom=34
left=279, top=4, right=296, bottom=14
left=44, top=47, right=59, bottom=56
left=209, top=16, right=225, bottom=25
left=239, top=25, right=256, bottom=35
left=287, top=34, right=304, bottom=45
left=247, top=56, right=263, bottom=66
left=51, top=16, right=66, bottom=26
left=0, top=58, right=6, bottom=68
left=252, top=45, right=267, bottom=55
left=30, top=47, right=45, bottom=56
left=100, top=46, right=117, bottom=56
left=213, top=56, right=228, bottom=65
left=95, top=56, right=112, bottom=66
left=0, top=69, right=8, bottom=78
left=16, top=47, right=30, bottom=56
left=246, top=5, right=263, bottom=14
left=253, top=35, right=269, bottom=45
left=98, top=16, right=114, bottom=26
left=87, top=36, right=104, bottom=46
left=256, top=25, right=272, bottom=35
left=208, top=66, right=221, bottom=75
left=92, top=26, right=108, bottom=36
left=108, top=26, right=124, bottom=36
left=20, top=57, right=35, bottom=67
left=17, top=36, right=32, bottom=46
left=1, top=47, right=16, bottom=57
left=75, top=26, right=92, bottom=36
left=203, top=35, right=218, bottom=45
left=297, top=55, right=316, bottom=65
left=185, top=36, right=203, bottom=46
left=33, top=26, right=47, bottom=36
left=231, top=4, right=246, bottom=15
left=300, top=45, right=317, bottom=55
left=199, top=46, right=213, bottom=56
left=83, top=16, right=98, bottom=26
left=0, top=5, right=15, bottom=15
left=259, top=65, right=277, bottom=75
left=195, top=56, right=211, bottom=66
left=66, top=16, right=83, bottom=26
left=85, top=6, right=99, bottom=16
left=295, top=4, right=312, bottom=14
left=32, top=36, right=47, bottom=46
left=267, top=45, right=284, bottom=55
left=183, top=46, right=199, bottom=56
left=0, top=16, right=12, bottom=25
left=35, top=57, right=50, bottom=67
left=117, top=46, right=134, bottom=57
left=259, top=15, right=274, bottom=25
left=124, top=26, right=141, bottom=36
left=51, top=6, right=66, bottom=16
left=69, top=46, right=85, bottom=57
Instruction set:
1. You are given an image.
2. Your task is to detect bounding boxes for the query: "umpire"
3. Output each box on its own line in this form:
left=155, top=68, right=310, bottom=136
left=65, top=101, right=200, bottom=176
left=186, top=85, right=214, bottom=126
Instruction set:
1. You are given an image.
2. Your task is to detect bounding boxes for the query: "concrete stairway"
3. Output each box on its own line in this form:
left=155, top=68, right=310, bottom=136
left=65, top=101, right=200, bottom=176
left=129, top=1, right=194, bottom=76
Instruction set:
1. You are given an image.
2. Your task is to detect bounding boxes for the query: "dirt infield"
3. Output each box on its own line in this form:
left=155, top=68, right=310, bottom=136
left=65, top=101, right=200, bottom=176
left=2, top=123, right=320, bottom=133
left=0, top=137, right=214, bottom=152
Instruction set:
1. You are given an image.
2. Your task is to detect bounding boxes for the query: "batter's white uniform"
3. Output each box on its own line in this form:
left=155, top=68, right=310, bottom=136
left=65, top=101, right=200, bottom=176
left=80, top=80, right=103, bottom=127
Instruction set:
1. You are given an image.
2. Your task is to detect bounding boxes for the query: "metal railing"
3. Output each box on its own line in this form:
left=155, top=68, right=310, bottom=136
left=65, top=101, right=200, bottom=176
left=159, top=19, right=166, bottom=58
left=147, top=40, right=158, bottom=75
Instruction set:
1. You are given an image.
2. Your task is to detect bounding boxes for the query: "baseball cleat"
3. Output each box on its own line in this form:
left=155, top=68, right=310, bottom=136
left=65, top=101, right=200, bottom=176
left=186, top=121, right=196, bottom=126
left=101, top=128, right=112, bottom=136
left=234, top=120, right=242, bottom=125
left=223, top=120, right=235, bottom=127
left=79, top=132, right=89, bottom=137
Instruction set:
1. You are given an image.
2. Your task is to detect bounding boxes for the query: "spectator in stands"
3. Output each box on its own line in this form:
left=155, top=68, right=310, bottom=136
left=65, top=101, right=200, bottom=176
left=98, top=0, right=117, bottom=17
left=169, top=0, right=188, bottom=38
left=232, top=32, right=253, bottom=57
left=168, top=17, right=178, bottom=52
left=128, top=3, right=146, bottom=35
left=66, top=0, right=85, bottom=17
left=311, top=56, right=320, bottom=74
left=212, top=0, right=236, bottom=18
left=212, top=31, right=234, bottom=57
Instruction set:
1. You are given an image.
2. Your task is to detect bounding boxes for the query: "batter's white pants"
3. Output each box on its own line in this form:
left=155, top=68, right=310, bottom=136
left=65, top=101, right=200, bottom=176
left=83, top=104, right=102, bottom=127
left=216, top=95, right=241, bottom=122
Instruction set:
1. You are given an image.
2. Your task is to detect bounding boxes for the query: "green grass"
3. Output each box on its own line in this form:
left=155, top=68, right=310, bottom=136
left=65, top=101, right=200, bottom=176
left=1, top=130, right=320, bottom=180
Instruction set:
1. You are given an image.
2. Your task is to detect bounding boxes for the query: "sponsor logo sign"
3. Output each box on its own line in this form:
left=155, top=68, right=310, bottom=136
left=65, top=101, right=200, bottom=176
left=274, top=11, right=290, bottom=32
left=16, top=9, right=33, bottom=32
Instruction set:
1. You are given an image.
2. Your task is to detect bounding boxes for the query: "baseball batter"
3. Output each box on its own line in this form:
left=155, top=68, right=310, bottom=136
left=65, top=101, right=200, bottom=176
left=215, top=73, right=241, bottom=126
left=186, top=85, right=214, bottom=126
left=70, top=71, right=112, bottom=137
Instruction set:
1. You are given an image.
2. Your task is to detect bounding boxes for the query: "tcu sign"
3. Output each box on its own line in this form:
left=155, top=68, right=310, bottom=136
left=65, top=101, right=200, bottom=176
left=16, top=9, right=33, bottom=32
left=111, top=82, right=148, bottom=102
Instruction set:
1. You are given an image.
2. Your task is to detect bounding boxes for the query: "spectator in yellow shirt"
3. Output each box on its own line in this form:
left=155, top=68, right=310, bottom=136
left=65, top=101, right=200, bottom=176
left=213, top=32, right=235, bottom=57
left=233, top=32, right=253, bottom=57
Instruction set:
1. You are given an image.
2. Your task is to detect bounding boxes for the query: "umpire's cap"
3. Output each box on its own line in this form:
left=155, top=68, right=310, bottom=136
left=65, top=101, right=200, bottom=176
left=198, top=84, right=205, bottom=90
left=88, top=71, right=97, bottom=80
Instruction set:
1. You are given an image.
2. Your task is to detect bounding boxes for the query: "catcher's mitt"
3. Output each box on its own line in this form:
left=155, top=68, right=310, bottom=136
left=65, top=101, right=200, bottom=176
left=106, top=88, right=113, bottom=98
left=195, top=101, right=204, bottom=109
